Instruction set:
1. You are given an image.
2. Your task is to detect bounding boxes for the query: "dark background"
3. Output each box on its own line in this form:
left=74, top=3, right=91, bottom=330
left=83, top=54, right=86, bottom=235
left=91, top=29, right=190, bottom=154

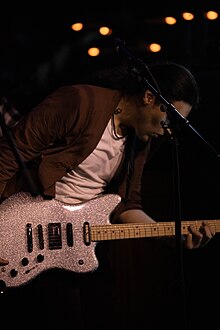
left=1, top=1, right=220, bottom=329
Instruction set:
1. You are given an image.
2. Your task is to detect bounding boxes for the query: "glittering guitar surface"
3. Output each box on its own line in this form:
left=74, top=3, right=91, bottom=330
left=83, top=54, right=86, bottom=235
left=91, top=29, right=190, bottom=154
left=1, top=192, right=219, bottom=288
left=0, top=192, right=121, bottom=288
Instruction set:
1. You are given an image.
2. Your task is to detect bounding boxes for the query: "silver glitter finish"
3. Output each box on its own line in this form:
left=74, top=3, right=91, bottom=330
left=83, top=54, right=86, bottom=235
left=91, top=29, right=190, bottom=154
left=0, top=192, right=121, bottom=288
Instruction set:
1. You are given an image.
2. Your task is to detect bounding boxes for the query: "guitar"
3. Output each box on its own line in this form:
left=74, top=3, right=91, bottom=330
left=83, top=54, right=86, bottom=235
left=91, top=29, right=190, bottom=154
left=0, top=192, right=219, bottom=288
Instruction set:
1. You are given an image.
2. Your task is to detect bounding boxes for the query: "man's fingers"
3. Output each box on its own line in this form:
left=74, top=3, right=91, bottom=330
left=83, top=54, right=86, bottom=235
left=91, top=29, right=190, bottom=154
left=185, top=222, right=215, bottom=249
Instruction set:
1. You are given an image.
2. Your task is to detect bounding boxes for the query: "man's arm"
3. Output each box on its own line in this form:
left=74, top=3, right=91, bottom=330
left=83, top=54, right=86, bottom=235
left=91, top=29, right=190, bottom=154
left=118, top=209, right=215, bottom=249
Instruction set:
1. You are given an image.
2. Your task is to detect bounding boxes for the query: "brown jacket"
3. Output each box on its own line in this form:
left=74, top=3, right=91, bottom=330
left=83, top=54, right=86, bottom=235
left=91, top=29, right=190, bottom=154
left=0, top=85, right=150, bottom=221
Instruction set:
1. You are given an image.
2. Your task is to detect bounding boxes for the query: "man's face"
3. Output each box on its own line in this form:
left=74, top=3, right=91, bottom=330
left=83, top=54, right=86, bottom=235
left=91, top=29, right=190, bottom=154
left=135, top=98, right=192, bottom=142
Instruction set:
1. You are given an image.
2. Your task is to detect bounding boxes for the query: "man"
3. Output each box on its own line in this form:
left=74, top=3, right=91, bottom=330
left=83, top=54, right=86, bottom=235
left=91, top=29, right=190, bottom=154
left=0, top=61, right=215, bottom=256
left=0, top=61, right=215, bottom=330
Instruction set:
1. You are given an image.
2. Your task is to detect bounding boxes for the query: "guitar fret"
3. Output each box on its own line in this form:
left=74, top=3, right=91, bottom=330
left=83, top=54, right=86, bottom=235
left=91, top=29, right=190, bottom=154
left=91, top=220, right=220, bottom=242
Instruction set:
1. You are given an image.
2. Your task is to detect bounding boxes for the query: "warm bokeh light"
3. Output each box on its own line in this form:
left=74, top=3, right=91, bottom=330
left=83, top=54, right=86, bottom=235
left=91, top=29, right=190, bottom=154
left=148, top=43, right=161, bottom=53
left=99, top=26, right=112, bottom=36
left=88, top=47, right=100, bottom=56
left=205, top=11, right=218, bottom=20
left=71, top=23, right=83, bottom=31
left=182, top=12, right=194, bottom=21
left=164, top=16, right=177, bottom=25
left=68, top=7, right=220, bottom=61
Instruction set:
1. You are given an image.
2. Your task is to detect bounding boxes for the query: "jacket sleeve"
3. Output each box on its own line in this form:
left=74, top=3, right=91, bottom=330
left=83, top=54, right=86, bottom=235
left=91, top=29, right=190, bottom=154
left=0, top=86, right=79, bottom=195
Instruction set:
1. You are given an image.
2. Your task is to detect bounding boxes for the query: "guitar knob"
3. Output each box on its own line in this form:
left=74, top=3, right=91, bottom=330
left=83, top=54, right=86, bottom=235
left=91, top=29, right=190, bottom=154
left=37, top=254, right=44, bottom=263
left=21, top=257, right=29, bottom=266
left=10, top=269, right=18, bottom=278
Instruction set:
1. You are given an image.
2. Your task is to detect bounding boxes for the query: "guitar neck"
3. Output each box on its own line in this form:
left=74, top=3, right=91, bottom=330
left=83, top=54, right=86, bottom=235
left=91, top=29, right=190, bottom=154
left=91, top=220, right=219, bottom=242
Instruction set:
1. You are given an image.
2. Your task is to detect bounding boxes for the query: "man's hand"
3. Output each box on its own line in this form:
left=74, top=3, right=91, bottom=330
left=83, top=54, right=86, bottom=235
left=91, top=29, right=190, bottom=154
left=184, top=221, right=215, bottom=249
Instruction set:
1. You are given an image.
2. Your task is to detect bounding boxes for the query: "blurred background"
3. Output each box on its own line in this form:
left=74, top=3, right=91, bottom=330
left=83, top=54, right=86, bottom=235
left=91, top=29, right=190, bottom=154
left=1, top=1, right=220, bottom=329
left=0, top=0, right=220, bottom=110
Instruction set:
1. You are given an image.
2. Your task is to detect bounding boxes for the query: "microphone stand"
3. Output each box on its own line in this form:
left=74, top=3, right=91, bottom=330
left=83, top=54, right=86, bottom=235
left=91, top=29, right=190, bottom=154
left=163, top=121, right=189, bottom=330
left=113, top=38, right=219, bottom=330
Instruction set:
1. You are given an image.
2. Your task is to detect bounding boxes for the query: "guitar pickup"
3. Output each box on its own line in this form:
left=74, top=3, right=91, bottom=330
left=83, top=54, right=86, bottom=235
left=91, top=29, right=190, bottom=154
left=26, top=223, right=33, bottom=253
left=48, top=223, right=62, bottom=250
left=37, top=224, right=44, bottom=249
left=66, top=223, right=73, bottom=247
left=83, top=221, right=91, bottom=246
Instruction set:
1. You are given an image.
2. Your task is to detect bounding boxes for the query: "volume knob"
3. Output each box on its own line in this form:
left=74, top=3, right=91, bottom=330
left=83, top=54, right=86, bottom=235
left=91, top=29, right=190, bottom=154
left=37, top=254, right=44, bottom=263
left=10, top=269, right=18, bottom=278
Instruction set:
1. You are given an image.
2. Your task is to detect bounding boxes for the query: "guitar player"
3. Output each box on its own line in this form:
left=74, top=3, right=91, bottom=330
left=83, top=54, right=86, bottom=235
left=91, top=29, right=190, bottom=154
left=0, top=61, right=215, bottom=329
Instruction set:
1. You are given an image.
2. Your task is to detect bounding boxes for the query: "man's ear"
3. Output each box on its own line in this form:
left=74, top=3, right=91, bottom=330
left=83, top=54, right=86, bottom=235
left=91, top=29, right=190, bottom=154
left=143, top=91, right=155, bottom=105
